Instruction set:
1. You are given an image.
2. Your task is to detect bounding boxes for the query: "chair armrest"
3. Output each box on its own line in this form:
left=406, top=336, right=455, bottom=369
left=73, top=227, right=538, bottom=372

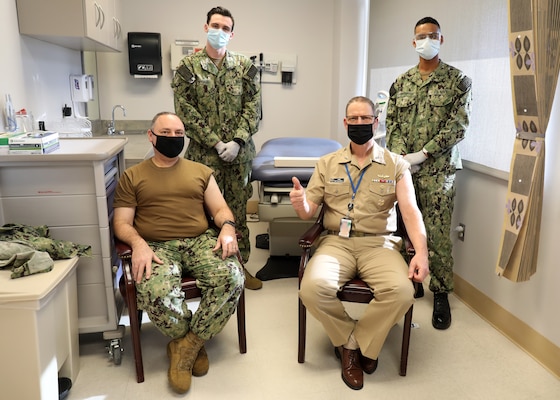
left=403, top=236, right=416, bottom=257
left=299, top=223, right=324, bottom=248
left=115, top=238, right=132, bottom=258
left=395, top=204, right=415, bottom=257
left=298, top=207, right=326, bottom=248
left=114, top=238, right=135, bottom=301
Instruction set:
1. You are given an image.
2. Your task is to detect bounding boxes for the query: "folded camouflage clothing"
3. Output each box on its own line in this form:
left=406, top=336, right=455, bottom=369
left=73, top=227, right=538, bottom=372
left=0, top=223, right=92, bottom=279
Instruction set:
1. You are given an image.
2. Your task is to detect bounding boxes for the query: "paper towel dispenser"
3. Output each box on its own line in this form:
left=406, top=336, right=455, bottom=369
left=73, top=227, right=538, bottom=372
left=128, top=32, right=162, bottom=77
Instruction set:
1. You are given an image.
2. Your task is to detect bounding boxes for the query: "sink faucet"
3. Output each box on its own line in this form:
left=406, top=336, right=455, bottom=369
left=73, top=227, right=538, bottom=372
left=108, top=105, right=126, bottom=135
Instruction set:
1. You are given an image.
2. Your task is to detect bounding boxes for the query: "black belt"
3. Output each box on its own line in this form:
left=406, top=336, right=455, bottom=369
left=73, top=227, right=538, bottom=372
left=326, top=230, right=385, bottom=237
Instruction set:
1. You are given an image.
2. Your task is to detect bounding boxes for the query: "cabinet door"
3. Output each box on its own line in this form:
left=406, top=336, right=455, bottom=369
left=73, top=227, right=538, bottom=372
left=107, top=0, right=124, bottom=52
left=84, top=0, right=109, bottom=45
left=16, top=0, right=120, bottom=52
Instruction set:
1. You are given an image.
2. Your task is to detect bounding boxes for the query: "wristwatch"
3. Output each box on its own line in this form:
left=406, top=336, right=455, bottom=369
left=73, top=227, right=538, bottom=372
left=222, top=220, right=236, bottom=229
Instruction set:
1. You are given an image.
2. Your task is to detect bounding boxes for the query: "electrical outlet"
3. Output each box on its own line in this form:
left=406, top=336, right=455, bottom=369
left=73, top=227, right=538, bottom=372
left=458, top=223, right=465, bottom=241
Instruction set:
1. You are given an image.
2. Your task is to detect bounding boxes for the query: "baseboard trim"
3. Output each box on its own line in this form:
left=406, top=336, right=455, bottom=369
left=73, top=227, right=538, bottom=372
left=454, top=274, right=560, bottom=379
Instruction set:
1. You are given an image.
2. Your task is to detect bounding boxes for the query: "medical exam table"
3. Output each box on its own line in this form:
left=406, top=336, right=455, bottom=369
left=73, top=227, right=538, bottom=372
left=251, top=137, right=342, bottom=267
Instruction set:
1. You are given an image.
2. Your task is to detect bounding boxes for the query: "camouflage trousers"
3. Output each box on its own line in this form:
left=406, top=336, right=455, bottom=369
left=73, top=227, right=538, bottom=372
left=136, top=229, right=244, bottom=340
left=413, top=171, right=456, bottom=294
left=212, top=161, right=253, bottom=263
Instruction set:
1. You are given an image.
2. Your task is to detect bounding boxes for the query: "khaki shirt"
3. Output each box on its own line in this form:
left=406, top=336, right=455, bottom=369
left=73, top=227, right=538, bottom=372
left=306, top=143, right=409, bottom=234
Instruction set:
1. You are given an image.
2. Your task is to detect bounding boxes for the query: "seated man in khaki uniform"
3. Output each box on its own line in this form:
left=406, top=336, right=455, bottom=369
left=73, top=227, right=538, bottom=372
left=290, top=96, right=429, bottom=390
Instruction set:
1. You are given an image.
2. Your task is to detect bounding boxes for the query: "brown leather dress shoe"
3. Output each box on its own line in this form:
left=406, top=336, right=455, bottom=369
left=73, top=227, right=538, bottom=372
left=359, top=350, right=378, bottom=374
left=335, top=346, right=363, bottom=390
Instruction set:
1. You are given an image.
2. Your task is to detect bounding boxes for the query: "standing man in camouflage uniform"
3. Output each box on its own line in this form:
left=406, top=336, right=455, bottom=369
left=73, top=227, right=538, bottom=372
left=386, top=17, right=472, bottom=330
left=172, top=6, right=262, bottom=290
left=113, top=112, right=245, bottom=394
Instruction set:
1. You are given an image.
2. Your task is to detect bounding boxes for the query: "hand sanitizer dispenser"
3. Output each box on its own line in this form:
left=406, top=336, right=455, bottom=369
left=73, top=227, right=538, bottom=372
left=70, top=75, right=94, bottom=102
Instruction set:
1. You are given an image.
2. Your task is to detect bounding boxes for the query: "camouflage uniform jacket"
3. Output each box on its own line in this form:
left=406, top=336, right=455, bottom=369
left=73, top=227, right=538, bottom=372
left=386, top=61, right=472, bottom=174
left=171, top=48, right=261, bottom=165
left=0, top=223, right=91, bottom=278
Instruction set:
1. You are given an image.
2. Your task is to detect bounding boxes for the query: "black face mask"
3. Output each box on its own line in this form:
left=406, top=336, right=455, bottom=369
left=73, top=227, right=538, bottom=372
left=152, top=131, right=184, bottom=158
left=347, top=123, right=374, bottom=145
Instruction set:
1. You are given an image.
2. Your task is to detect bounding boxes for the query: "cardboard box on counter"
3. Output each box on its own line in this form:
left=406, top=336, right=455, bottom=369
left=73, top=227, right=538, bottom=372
left=0, top=132, right=26, bottom=154
left=8, top=142, right=60, bottom=154
left=8, top=131, right=60, bottom=154
left=0, top=131, right=27, bottom=145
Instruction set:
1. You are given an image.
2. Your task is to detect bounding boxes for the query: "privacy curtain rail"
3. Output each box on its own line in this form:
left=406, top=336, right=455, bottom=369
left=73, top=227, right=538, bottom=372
left=496, top=0, right=560, bottom=281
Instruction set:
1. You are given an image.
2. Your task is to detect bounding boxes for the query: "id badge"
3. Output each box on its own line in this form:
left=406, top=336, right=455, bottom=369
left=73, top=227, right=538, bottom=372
left=339, top=218, right=352, bottom=238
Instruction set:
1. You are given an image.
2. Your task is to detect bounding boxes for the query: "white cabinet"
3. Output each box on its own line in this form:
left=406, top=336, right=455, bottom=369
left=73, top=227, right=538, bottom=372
left=16, top=0, right=123, bottom=52
left=0, top=138, right=127, bottom=335
left=84, top=0, right=110, bottom=46
left=0, top=258, right=79, bottom=400
left=107, top=0, right=124, bottom=52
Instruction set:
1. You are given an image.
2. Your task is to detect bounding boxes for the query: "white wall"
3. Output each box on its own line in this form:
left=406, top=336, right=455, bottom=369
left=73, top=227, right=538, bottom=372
left=370, top=0, right=560, bottom=348
left=95, top=0, right=369, bottom=149
left=0, top=1, right=83, bottom=132
left=453, top=83, right=560, bottom=348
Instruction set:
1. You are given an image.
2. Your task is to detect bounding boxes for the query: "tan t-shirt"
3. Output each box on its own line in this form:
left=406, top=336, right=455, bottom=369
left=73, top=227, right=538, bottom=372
left=113, top=158, right=213, bottom=241
left=306, top=143, right=409, bottom=234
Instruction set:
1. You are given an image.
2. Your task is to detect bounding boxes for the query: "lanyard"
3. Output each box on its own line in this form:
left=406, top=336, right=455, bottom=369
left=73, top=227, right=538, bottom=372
left=344, top=163, right=368, bottom=215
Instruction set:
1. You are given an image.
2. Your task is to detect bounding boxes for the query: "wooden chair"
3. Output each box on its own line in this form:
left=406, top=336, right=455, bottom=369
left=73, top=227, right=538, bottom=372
left=297, top=206, right=420, bottom=376
left=115, top=239, right=247, bottom=383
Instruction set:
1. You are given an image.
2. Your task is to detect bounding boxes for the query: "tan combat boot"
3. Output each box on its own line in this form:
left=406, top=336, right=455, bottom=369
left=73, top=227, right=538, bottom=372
left=192, top=346, right=209, bottom=377
left=167, top=331, right=205, bottom=393
left=244, top=267, right=263, bottom=290
left=170, top=344, right=209, bottom=377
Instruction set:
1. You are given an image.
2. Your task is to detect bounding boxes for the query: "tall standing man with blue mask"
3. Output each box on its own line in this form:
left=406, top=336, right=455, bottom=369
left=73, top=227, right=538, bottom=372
left=172, top=6, right=262, bottom=290
left=386, top=17, right=472, bottom=330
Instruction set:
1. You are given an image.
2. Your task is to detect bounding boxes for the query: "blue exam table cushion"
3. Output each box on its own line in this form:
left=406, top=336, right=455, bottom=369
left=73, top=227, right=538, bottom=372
left=251, top=137, right=342, bottom=183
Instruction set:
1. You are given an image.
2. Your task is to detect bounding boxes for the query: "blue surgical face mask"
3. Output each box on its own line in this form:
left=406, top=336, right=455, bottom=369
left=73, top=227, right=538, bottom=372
left=207, top=28, right=230, bottom=49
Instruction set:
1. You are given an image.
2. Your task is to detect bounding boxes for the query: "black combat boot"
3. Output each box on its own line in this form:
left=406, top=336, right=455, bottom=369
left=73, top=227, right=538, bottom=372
left=432, top=292, right=451, bottom=330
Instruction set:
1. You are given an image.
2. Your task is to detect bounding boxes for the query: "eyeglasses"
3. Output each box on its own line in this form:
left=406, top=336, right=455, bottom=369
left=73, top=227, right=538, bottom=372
left=150, top=129, right=185, bottom=137
left=346, top=115, right=375, bottom=124
left=414, top=32, right=440, bottom=41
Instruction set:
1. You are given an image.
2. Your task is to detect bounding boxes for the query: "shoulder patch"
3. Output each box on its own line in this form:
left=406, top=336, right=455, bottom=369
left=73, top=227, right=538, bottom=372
left=176, top=64, right=195, bottom=84
left=247, top=64, right=258, bottom=80
left=458, top=76, right=472, bottom=92
left=389, top=82, right=397, bottom=97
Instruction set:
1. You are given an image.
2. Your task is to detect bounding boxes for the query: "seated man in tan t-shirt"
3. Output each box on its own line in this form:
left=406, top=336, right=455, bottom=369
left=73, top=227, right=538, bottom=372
left=113, top=111, right=243, bottom=395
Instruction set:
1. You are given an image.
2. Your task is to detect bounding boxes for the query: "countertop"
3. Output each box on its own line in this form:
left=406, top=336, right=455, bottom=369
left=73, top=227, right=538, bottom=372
left=115, top=134, right=152, bottom=164
left=0, top=257, right=79, bottom=304
left=0, top=137, right=127, bottom=162
left=86, top=134, right=152, bottom=167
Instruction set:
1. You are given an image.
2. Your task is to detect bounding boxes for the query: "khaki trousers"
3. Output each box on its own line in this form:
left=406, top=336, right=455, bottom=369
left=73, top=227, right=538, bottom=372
left=299, top=234, right=415, bottom=360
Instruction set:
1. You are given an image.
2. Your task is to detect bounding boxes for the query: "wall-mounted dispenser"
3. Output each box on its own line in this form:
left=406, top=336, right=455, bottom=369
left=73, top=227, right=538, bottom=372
left=69, top=75, right=94, bottom=102
left=128, top=32, right=162, bottom=78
